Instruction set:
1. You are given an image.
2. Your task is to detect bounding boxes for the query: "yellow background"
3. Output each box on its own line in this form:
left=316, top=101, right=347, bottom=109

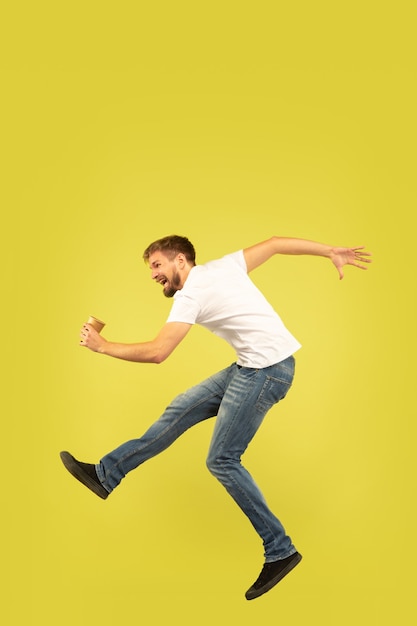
left=2, top=2, right=416, bottom=624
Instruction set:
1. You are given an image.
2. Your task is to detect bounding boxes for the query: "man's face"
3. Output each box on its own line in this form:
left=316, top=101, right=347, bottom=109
left=148, top=251, right=182, bottom=298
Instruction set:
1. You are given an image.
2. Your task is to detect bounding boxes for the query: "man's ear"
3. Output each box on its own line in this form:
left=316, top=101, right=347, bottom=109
left=176, top=253, right=186, bottom=267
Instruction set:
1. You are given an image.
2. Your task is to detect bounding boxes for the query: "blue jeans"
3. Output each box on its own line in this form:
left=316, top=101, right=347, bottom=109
left=96, top=356, right=297, bottom=562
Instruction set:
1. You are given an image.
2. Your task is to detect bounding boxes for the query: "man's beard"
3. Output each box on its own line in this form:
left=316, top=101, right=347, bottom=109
left=163, top=270, right=181, bottom=298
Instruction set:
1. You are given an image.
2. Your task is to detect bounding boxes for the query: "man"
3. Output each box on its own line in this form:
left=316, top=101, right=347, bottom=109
left=60, top=235, right=371, bottom=600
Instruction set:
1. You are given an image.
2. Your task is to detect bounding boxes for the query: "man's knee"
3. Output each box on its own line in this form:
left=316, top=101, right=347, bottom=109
left=206, top=451, right=223, bottom=477
left=206, top=451, right=236, bottom=479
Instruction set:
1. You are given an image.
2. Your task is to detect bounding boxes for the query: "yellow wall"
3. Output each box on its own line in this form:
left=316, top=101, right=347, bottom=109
left=2, top=2, right=415, bottom=624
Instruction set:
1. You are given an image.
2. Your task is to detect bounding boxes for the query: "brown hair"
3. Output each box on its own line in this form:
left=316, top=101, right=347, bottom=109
left=143, top=235, right=196, bottom=265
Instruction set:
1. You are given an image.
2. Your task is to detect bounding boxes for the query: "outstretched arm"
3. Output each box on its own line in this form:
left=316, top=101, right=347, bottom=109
left=243, top=236, right=371, bottom=279
left=80, top=321, right=192, bottom=363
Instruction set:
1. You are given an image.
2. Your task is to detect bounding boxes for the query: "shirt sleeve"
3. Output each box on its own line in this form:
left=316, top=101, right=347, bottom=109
left=166, top=293, right=200, bottom=324
left=224, top=249, right=247, bottom=273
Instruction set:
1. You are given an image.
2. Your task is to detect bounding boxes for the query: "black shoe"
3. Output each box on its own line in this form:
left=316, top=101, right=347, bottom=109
left=60, top=451, right=109, bottom=500
left=245, top=552, right=302, bottom=600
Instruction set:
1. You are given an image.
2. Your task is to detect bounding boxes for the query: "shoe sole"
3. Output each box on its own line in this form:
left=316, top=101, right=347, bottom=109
left=60, top=451, right=109, bottom=500
left=245, top=552, right=302, bottom=600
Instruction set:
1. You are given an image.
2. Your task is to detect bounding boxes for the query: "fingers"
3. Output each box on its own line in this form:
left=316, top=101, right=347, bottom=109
left=352, top=256, right=371, bottom=268
left=352, top=247, right=372, bottom=263
left=80, top=323, right=92, bottom=346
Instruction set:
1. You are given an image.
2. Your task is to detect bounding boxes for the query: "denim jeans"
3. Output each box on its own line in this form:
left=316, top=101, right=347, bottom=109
left=96, top=356, right=297, bottom=562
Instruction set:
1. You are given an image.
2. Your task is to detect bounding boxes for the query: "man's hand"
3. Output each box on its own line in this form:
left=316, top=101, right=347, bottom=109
left=79, top=321, right=191, bottom=363
left=80, top=323, right=107, bottom=352
left=330, top=246, right=372, bottom=280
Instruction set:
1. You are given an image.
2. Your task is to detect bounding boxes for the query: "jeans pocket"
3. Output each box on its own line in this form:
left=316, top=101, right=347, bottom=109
left=255, top=374, right=292, bottom=413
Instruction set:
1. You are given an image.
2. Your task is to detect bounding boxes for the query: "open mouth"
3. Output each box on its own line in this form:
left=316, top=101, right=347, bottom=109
left=156, top=274, right=178, bottom=298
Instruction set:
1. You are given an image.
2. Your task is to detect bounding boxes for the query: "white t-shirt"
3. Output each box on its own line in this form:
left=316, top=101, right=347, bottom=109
left=166, top=250, right=301, bottom=368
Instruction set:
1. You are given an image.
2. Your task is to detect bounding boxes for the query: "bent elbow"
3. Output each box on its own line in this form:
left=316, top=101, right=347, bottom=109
left=152, top=348, right=170, bottom=364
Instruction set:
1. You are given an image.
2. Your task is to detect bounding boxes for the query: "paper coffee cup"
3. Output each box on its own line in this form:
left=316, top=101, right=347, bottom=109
left=87, top=315, right=106, bottom=333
